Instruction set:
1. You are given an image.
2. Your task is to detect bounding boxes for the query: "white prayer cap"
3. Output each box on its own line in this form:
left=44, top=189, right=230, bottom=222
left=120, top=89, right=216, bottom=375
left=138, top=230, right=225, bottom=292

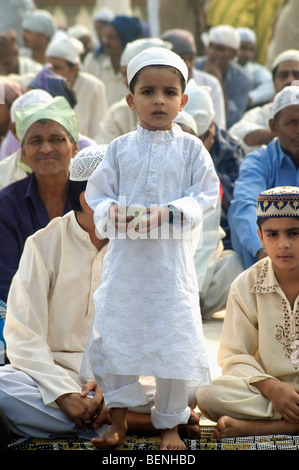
left=70, top=145, right=108, bottom=181
left=272, top=49, right=299, bottom=71
left=121, top=38, right=172, bottom=67
left=10, top=89, right=53, bottom=122
left=173, top=111, right=198, bottom=135
left=46, top=36, right=84, bottom=65
left=184, top=84, right=215, bottom=136
left=22, top=9, right=56, bottom=38
left=272, top=85, right=299, bottom=117
left=237, top=27, right=256, bottom=44
left=93, top=8, right=115, bottom=23
left=127, top=47, right=188, bottom=85
left=208, top=25, right=240, bottom=50
left=68, top=24, right=90, bottom=40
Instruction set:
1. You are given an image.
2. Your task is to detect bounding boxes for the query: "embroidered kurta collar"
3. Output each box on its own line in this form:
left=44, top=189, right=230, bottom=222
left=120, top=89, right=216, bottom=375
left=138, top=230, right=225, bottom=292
left=136, top=122, right=182, bottom=142
left=251, top=258, right=280, bottom=294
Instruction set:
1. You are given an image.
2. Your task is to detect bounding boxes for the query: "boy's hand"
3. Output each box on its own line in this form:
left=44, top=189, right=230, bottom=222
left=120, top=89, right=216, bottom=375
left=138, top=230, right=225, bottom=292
left=109, top=204, right=137, bottom=233
left=137, top=206, right=171, bottom=233
left=254, top=378, right=299, bottom=422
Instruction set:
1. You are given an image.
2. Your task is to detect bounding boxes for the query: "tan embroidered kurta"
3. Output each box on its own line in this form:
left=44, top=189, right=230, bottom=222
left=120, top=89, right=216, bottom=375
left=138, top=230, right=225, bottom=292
left=219, top=257, right=299, bottom=381
left=196, top=257, right=299, bottom=421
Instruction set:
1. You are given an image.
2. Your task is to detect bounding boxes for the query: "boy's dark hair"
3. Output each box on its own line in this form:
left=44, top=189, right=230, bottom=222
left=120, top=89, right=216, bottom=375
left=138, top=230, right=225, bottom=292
left=129, top=65, right=186, bottom=93
left=67, top=179, right=87, bottom=212
left=257, top=216, right=299, bottom=230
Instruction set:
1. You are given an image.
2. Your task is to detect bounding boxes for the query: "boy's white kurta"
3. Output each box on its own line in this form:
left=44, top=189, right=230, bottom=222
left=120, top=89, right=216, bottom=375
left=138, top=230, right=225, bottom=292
left=82, top=124, right=219, bottom=383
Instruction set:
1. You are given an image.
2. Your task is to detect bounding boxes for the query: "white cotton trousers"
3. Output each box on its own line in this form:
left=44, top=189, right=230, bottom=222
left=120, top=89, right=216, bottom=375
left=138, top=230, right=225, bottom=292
left=100, top=373, right=195, bottom=430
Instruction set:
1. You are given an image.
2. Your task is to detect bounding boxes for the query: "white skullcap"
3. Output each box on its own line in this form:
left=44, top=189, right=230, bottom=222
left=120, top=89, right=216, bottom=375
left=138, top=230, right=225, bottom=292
left=272, top=85, right=299, bottom=117
left=46, top=36, right=84, bottom=65
left=208, top=25, right=240, bottom=50
left=22, top=9, right=56, bottom=38
left=184, top=84, right=215, bottom=136
left=121, top=38, right=172, bottom=67
left=237, top=27, right=256, bottom=44
left=127, top=47, right=188, bottom=85
left=272, top=49, right=299, bottom=70
left=70, top=145, right=108, bottom=181
left=10, top=89, right=53, bottom=122
left=68, top=24, right=90, bottom=39
left=173, top=111, right=198, bottom=135
left=93, top=8, right=115, bottom=23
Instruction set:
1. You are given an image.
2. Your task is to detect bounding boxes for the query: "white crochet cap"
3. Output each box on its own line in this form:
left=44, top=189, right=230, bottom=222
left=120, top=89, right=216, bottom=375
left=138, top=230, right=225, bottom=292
left=127, top=47, right=188, bottom=85
left=70, top=145, right=107, bottom=181
left=272, top=85, right=299, bottom=117
left=121, top=38, right=172, bottom=67
left=46, top=36, right=84, bottom=65
left=10, top=89, right=53, bottom=122
left=68, top=24, right=90, bottom=39
left=22, top=9, right=56, bottom=38
left=237, top=27, right=256, bottom=44
left=173, top=111, right=198, bottom=135
left=184, top=84, right=215, bottom=135
left=93, top=7, right=115, bottom=22
left=208, top=25, right=240, bottom=50
left=272, top=49, right=299, bottom=70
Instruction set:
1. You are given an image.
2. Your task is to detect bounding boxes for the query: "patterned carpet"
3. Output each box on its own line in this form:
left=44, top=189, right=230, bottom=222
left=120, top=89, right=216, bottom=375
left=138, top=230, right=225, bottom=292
left=5, top=422, right=299, bottom=451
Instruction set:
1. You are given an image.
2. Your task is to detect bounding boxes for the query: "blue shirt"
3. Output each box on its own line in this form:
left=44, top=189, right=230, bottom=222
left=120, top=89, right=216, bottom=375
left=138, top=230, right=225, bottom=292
left=0, top=173, right=70, bottom=302
left=195, top=57, right=252, bottom=128
left=210, top=124, right=244, bottom=249
left=228, top=138, right=299, bottom=268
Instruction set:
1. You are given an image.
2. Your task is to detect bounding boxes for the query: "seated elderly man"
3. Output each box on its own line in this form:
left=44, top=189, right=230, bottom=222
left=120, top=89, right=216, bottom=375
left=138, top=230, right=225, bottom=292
left=228, top=85, right=299, bottom=269
left=195, top=25, right=251, bottom=129
left=0, top=96, right=78, bottom=307
left=230, top=49, right=299, bottom=155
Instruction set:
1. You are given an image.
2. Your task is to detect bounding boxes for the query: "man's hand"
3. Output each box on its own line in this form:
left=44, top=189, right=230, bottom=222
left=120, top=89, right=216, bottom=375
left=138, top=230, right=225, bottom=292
left=55, top=381, right=110, bottom=429
left=80, top=380, right=111, bottom=429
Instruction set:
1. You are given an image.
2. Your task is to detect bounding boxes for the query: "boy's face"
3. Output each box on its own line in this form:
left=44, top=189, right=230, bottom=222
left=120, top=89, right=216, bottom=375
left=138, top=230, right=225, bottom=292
left=257, top=217, right=299, bottom=274
left=126, top=66, right=188, bottom=131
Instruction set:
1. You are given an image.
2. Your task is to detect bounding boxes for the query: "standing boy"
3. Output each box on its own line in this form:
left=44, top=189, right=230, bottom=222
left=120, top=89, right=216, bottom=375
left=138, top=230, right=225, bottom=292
left=80, top=47, right=219, bottom=450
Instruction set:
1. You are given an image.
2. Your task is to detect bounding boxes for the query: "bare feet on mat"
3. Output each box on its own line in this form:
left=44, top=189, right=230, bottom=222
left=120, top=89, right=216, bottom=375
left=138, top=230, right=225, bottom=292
left=160, top=426, right=187, bottom=450
left=91, top=426, right=127, bottom=449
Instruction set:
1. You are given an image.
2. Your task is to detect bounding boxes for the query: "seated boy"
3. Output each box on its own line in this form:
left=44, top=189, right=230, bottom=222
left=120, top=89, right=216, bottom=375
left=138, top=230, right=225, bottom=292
left=196, top=186, right=299, bottom=437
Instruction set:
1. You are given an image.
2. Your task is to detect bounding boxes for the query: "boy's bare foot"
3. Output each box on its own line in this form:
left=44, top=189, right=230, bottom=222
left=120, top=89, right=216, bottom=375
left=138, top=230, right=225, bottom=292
left=91, top=407, right=128, bottom=449
left=214, top=415, right=299, bottom=439
left=160, top=426, right=187, bottom=450
left=91, top=426, right=127, bottom=449
left=214, top=416, right=254, bottom=438
left=178, top=410, right=201, bottom=438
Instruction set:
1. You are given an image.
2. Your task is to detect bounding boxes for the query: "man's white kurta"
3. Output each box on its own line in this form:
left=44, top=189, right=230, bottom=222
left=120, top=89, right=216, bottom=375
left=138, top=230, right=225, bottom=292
left=4, top=212, right=107, bottom=405
left=82, top=124, right=219, bottom=384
